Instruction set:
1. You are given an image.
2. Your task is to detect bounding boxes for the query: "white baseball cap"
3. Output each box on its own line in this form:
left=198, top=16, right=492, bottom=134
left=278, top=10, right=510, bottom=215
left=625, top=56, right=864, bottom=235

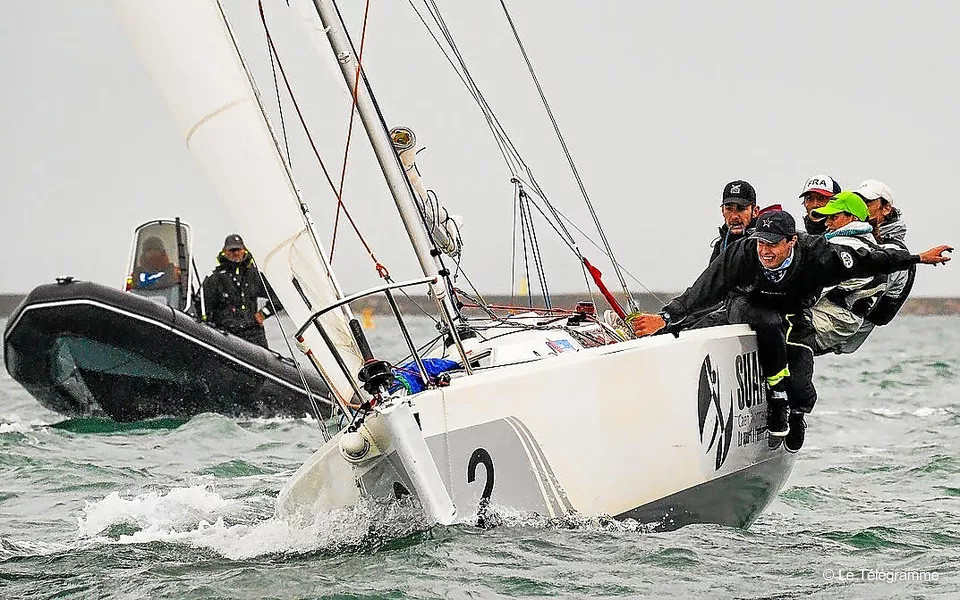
left=856, top=179, right=895, bottom=205
left=799, top=175, right=841, bottom=198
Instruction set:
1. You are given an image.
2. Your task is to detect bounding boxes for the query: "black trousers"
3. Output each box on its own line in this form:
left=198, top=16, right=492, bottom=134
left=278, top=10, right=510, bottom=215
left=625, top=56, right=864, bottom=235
left=720, top=295, right=789, bottom=383
left=784, top=314, right=817, bottom=414
left=689, top=296, right=816, bottom=412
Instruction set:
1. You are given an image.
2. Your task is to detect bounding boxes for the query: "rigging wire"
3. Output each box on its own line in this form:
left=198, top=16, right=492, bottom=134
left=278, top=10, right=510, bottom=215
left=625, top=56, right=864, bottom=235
left=513, top=179, right=597, bottom=308
left=519, top=189, right=551, bottom=308
left=257, top=2, right=389, bottom=282
left=519, top=179, right=666, bottom=304
left=496, top=0, right=636, bottom=312
left=551, top=206, right=668, bottom=305
left=330, top=0, right=373, bottom=262
left=252, top=258, right=331, bottom=438
left=261, top=1, right=292, bottom=167
left=520, top=190, right=575, bottom=259
left=407, top=1, right=522, bottom=173
left=408, top=1, right=599, bottom=304
left=416, top=1, right=587, bottom=288
left=449, top=252, right=501, bottom=321
left=396, top=286, right=441, bottom=325
left=406, top=0, right=667, bottom=312
left=516, top=189, right=533, bottom=307
left=393, top=332, right=445, bottom=370
left=510, top=183, right=519, bottom=302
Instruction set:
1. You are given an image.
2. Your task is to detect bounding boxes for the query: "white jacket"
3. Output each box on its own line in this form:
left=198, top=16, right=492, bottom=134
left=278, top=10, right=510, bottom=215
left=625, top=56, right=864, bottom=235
left=809, top=222, right=887, bottom=352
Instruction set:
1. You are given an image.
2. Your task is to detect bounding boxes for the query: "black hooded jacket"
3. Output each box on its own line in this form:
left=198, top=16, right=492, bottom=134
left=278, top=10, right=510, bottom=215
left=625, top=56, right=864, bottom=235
left=201, top=253, right=280, bottom=333
left=802, top=214, right=828, bottom=236
left=664, top=234, right=920, bottom=327
left=709, top=223, right=756, bottom=264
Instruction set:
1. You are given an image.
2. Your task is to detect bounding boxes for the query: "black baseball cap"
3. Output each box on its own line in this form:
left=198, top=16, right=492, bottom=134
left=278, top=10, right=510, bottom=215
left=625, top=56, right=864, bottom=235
left=721, top=180, right=757, bottom=207
left=750, top=211, right=797, bottom=243
left=223, top=234, right=245, bottom=250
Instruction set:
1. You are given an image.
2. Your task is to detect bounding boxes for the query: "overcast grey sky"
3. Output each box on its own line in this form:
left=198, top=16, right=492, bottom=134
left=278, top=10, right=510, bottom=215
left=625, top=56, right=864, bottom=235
left=2, top=1, right=958, bottom=298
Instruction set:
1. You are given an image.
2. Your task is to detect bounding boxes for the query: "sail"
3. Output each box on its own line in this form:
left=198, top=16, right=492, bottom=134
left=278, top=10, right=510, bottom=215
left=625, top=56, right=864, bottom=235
left=112, top=0, right=362, bottom=406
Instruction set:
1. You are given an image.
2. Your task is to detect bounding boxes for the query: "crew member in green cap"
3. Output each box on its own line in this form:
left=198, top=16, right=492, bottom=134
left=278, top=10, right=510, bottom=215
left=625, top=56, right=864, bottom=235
left=807, top=191, right=889, bottom=351
left=774, top=192, right=893, bottom=450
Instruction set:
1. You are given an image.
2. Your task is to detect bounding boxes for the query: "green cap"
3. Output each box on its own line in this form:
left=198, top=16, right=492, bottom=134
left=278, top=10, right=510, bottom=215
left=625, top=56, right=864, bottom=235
left=811, top=191, right=869, bottom=221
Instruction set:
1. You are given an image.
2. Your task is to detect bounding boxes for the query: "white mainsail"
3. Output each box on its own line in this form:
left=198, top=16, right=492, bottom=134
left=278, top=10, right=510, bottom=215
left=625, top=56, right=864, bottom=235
left=112, top=0, right=363, bottom=407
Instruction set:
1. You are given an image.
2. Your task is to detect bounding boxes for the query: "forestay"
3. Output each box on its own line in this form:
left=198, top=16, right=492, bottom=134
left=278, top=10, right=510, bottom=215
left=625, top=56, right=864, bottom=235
left=112, top=0, right=362, bottom=406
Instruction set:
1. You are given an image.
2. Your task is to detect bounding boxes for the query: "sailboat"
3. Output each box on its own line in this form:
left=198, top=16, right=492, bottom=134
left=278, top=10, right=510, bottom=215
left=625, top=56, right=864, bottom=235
left=112, top=0, right=794, bottom=531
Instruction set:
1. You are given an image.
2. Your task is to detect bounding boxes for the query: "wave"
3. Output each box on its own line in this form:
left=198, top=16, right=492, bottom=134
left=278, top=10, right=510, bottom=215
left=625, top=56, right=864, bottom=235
left=73, top=484, right=666, bottom=561
left=477, top=504, right=662, bottom=533
left=0, top=413, right=52, bottom=434
left=78, top=484, right=242, bottom=539
left=0, top=422, right=36, bottom=434
left=0, top=535, right=71, bottom=560
left=76, top=484, right=432, bottom=559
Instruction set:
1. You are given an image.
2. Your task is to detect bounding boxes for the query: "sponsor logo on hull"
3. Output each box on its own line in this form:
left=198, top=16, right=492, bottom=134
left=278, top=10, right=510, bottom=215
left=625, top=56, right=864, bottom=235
left=698, top=350, right=769, bottom=471
left=698, top=355, right=734, bottom=470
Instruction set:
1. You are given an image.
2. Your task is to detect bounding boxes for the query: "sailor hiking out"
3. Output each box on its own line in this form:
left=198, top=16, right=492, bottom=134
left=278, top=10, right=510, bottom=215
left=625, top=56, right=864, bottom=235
left=630, top=210, right=952, bottom=453
left=783, top=192, right=893, bottom=448
left=862, top=179, right=915, bottom=325
left=829, top=180, right=916, bottom=354
left=805, top=192, right=890, bottom=354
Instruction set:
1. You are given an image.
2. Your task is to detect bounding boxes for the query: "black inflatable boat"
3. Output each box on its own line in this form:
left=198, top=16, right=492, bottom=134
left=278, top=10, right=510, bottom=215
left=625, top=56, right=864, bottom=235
left=3, top=279, right=333, bottom=422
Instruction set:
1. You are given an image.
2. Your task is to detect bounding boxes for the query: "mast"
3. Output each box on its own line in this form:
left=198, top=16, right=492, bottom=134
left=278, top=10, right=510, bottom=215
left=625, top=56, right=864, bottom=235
left=309, top=0, right=467, bottom=335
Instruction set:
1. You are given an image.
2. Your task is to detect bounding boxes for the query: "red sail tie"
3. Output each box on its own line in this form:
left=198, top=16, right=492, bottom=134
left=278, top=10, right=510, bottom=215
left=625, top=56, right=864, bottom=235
left=583, top=257, right=627, bottom=319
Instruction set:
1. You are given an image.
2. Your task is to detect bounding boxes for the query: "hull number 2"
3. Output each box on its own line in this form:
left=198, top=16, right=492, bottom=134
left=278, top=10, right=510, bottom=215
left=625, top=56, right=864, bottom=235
left=467, top=448, right=495, bottom=524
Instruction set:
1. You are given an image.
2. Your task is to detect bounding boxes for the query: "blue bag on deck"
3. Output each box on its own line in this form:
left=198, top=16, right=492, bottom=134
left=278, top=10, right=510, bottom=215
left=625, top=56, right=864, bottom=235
left=390, top=358, right=461, bottom=394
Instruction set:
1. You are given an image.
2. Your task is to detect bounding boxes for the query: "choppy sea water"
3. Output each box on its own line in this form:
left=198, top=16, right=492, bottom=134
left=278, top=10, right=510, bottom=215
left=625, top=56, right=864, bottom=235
left=1, top=315, right=958, bottom=599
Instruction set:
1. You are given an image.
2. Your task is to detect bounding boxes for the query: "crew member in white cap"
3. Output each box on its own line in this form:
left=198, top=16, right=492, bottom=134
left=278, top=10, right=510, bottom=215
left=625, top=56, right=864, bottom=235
left=798, top=174, right=842, bottom=235
left=831, top=180, right=915, bottom=353
left=858, top=179, right=901, bottom=241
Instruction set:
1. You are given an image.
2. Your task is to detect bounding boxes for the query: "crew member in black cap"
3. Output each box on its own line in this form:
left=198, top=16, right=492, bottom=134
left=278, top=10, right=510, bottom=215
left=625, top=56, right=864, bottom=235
left=709, top=180, right=759, bottom=264
left=630, top=211, right=952, bottom=452
left=201, top=234, right=281, bottom=349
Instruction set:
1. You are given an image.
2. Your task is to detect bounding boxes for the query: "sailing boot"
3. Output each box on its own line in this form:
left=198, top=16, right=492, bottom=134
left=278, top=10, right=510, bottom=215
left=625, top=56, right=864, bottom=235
left=784, top=411, right=806, bottom=453
left=766, top=382, right=790, bottom=438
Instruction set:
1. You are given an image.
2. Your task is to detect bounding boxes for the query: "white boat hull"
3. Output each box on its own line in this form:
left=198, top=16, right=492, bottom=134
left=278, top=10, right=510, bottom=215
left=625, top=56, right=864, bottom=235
left=278, top=324, right=794, bottom=530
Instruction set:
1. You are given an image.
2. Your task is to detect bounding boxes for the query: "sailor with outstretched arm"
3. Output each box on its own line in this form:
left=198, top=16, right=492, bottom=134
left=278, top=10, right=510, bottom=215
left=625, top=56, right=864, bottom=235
left=828, top=180, right=915, bottom=354
left=629, top=210, right=951, bottom=452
